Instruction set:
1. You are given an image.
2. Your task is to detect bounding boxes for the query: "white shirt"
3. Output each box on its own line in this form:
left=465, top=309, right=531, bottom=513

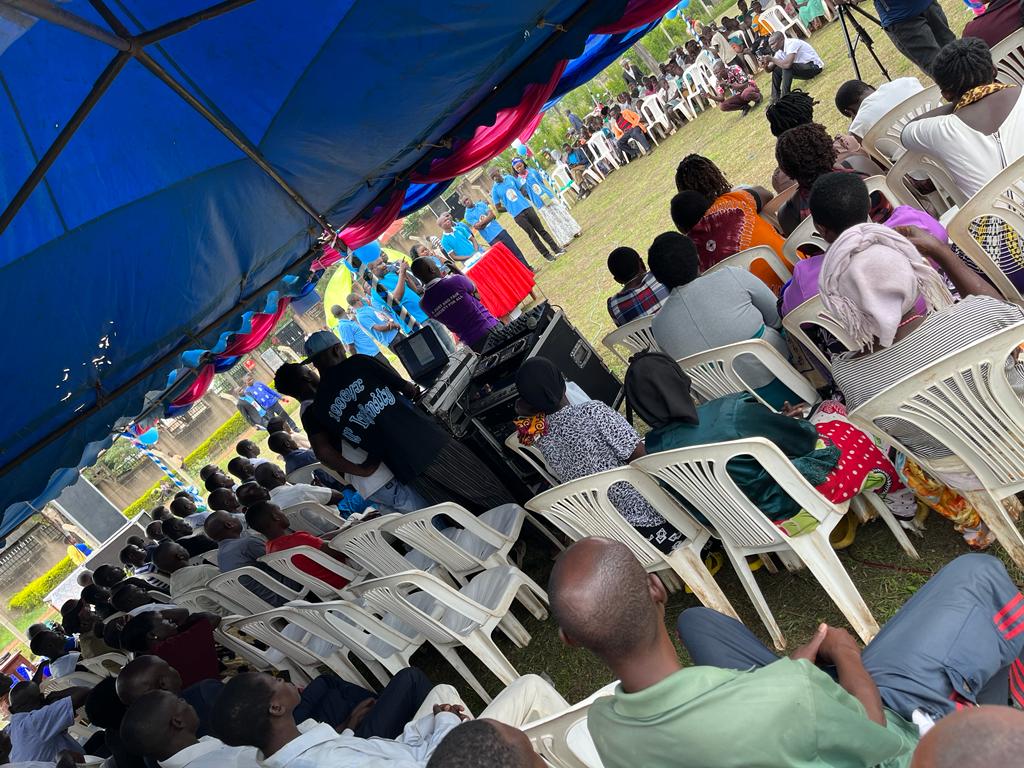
left=340, top=441, right=393, bottom=498
left=48, top=652, right=80, bottom=677
left=848, top=77, right=924, bottom=138
left=261, top=717, right=460, bottom=768
left=775, top=37, right=823, bottom=68
left=185, top=511, right=212, bottom=528
left=160, top=737, right=258, bottom=768
left=169, top=564, right=220, bottom=597
left=902, top=89, right=1024, bottom=197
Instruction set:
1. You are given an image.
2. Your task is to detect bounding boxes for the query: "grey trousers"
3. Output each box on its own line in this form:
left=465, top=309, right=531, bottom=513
left=882, top=0, right=956, bottom=76
left=677, top=554, right=1024, bottom=722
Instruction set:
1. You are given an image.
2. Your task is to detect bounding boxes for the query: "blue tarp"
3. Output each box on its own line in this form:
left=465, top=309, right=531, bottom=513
left=0, top=0, right=651, bottom=535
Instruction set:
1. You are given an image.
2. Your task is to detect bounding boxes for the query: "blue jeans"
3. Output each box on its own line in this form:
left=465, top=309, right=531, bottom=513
left=366, top=478, right=428, bottom=514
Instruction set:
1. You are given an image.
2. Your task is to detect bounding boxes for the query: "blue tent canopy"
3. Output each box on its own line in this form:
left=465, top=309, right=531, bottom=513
left=0, top=0, right=657, bottom=536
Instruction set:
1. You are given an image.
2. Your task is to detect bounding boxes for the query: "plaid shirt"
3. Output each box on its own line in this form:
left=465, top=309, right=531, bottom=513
left=607, top=272, right=670, bottom=327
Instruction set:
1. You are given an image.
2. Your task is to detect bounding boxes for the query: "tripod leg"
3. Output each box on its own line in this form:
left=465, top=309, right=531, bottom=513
left=837, top=8, right=862, bottom=81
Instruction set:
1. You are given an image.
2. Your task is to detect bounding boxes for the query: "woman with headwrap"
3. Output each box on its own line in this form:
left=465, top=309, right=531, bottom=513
left=510, top=156, right=581, bottom=248
left=624, top=352, right=916, bottom=534
left=820, top=222, right=1024, bottom=547
left=514, top=357, right=683, bottom=552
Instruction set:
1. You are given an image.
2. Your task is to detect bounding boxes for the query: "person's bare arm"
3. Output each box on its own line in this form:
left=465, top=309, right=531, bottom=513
left=310, top=432, right=378, bottom=477
left=818, top=628, right=886, bottom=725
left=894, top=226, right=1002, bottom=300
left=775, top=52, right=796, bottom=69
left=391, top=267, right=408, bottom=302
left=628, top=442, right=646, bottom=461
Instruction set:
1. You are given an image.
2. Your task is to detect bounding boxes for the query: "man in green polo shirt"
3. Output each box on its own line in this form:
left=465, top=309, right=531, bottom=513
left=549, top=539, right=1024, bottom=768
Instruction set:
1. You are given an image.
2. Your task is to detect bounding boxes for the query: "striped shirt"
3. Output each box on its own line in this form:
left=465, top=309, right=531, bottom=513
left=833, top=296, right=1024, bottom=458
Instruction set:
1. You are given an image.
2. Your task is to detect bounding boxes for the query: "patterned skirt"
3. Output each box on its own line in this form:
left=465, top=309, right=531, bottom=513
left=538, top=200, right=582, bottom=247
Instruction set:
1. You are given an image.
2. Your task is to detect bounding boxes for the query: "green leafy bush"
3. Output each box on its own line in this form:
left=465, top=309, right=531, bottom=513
left=122, top=481, right=164, bottom=519
left=8, top=556, right=76, bottom=612
left=183, top=413, right=247, bottom=477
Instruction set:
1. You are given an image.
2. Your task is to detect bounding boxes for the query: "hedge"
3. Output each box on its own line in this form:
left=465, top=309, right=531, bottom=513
left=183, top=413, right=247, bottom=477
left=122, top=481, right=165, bottom=519
left=8, top=556, right=75, bottom=612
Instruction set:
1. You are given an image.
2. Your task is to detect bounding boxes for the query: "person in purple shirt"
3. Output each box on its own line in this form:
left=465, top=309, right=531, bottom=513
left=411, top=257, right=500, bottom=352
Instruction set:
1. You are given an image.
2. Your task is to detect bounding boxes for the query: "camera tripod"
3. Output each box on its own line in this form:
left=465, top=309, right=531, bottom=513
left=836, top=1, right=891, bottom=82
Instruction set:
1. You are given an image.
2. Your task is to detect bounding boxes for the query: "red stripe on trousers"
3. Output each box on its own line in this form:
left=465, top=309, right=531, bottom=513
left=994, top=593, right=1023, bottom=625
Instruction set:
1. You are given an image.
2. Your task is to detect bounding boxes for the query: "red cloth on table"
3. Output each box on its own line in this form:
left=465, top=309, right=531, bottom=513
left=464, top=243, right=536, bottom=318
left=151, top=617, right=220, bottom=689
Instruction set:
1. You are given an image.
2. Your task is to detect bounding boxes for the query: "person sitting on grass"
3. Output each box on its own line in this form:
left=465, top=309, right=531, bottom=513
left=210, top=671, right=460, bottom=764
left=254, top=461, right=365, bottom=531
left=707, top=59, right=762, bottom=116
left=550, top=537, right=1024, bottom=768
left=245, top=500, right=353, bottom=590
left=120, top=608, right=222, bottom=688
left=672, top=154, right=785, bottom=284
left=623, top=352, right=916, bottom=532
left=762, top=31, right=823, bottom=104
left=605, top=246, right=670, bottom=327
left=647, top=232, right=798, bottom=410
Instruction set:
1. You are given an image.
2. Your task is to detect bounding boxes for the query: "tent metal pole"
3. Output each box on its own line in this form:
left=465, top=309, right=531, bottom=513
left=136, top=0, right=258, bottom=45
left=0, top=0, right=130, bottom=50
left=0, top=238, right=320, bottom=479
left=134, top=50, right=332, bottom=231
left=0, top=51, right=130, bottom=236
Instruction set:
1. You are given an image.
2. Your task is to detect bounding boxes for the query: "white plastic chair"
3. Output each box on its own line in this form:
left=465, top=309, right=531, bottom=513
left=383, top=503, right=549, bottom=618
left=783, top=214, right=828, bottom=263
left=525, top=466, right=738, bottom=618
left=601, top=314, right=660, bottom=365
left=759, top=4, right=810, bottom=37
left=504, top=431, right=560, bottom=485
left=587, top=132, right=621, bottom=171
left=847, top=322, right=1024, bottom=569
left=524, top=682, right=618, bottom=768
left=634, top=438, right=887, bottom=648
left=79, top=652, right=130, bottom=677
left=682, top=65, right=710, bottom=114
left=704, top=245, right=792, bottom=288
left=41, top=670, right=103, bottom=695
left=675, top=338, right=821, bottom=411
left=860, top=84, right=943, bottom=168
left=945, top=154, right=1024, bottom=305
left=550, top=163, right=578, bottom=206
left=353, top=567, right=547, bottom=702
left=993, top=28, right=1024, bottom=87
left=640, top=96, right=670, bottom=144
left=286, top=463, right=319, bottom=484
left=886, top=148, right=967, bottom=216
left=258, top=545, right=362, bottom=599
left=280, top=500, right=347, bottom=535
left=782, top=294, right=859, bottom=372
left=207, top=565, right=313, bottom=614
left=328, top=513, right=439, bottom=578
left=215, top=613, right=317, bottom=685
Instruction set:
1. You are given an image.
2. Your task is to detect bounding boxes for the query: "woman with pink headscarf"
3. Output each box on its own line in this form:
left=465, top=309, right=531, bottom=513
left=819, top=222, right=1024, bottom=547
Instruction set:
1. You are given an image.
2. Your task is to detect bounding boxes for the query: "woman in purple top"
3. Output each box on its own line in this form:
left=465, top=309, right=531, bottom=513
left=411, top=257, right=499, bottom=351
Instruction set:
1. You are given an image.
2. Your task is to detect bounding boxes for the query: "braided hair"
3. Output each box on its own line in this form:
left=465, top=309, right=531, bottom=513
left=674, top=153, right=731, bottom=197
left=932, top=38, right=996, bottom=101
left=775, top=123, right=836, bottom=189
left=765, top=89, right=817, bottom=137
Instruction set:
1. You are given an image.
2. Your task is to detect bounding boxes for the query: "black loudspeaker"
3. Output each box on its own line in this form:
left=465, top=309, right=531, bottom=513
left=528, top=312, right=621, bottom=407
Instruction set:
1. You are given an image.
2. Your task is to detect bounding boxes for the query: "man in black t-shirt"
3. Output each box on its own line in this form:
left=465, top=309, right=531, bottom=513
left=292, top=334, right=512, bottom=512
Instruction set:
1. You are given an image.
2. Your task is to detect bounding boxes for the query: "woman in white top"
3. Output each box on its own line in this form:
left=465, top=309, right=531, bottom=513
left=902, top=38, right=1024, bottom=290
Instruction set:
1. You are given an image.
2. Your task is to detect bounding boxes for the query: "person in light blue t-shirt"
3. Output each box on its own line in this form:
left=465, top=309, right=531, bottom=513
left=348, top=291, right=400, bottom=348
left=438, top=212, right=480, bottom=260
left=330, top=304, right=386, bottom=363
left=489, top=165, right=562, bottom=262
left=459, top=193, right=530, bottom=268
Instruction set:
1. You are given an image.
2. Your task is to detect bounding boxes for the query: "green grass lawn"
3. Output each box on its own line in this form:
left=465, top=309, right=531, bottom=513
left=412, top=1, right=1024, bottom=709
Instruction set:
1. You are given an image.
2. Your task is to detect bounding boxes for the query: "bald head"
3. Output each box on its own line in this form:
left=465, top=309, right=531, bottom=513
left=116, top=654, right=183, bottom=705
left=912, top=706, right=1024, bottom=767
left=203, top=510, right=241, bottom=541
left=548, top=537, right=662, bottom=661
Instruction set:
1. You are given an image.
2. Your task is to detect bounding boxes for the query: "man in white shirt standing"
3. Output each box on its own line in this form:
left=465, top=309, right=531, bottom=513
left=834, top=76, right=925, bottom=140
left=762, top=32, right=824, bottom=103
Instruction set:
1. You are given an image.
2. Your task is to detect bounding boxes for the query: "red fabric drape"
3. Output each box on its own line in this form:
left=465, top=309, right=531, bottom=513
left=219, top=296, right=290, bottom=357
left=169, top=363, right=215, bottom=408
left=338, top=187, right=408, bottom=250
left=411, top=61, right=568, bottom=184
left=593, top=0, right=681, bottom=33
